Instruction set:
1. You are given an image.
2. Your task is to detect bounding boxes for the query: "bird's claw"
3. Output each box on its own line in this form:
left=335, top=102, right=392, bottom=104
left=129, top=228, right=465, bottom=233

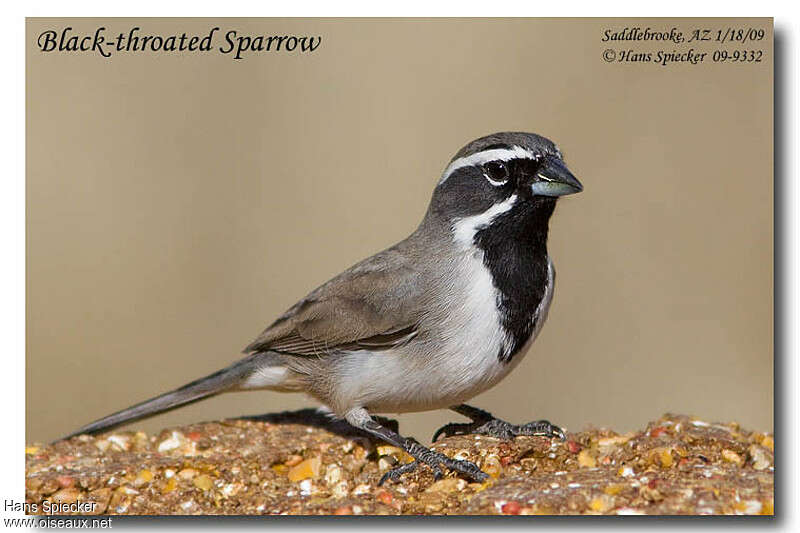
left=378, top=461, right=420, bottom=486
left=378, top=449, right=488, bottom=486
left=514, top=419, right=566, bottom=441
left=433, top=417, right=566, bottom=442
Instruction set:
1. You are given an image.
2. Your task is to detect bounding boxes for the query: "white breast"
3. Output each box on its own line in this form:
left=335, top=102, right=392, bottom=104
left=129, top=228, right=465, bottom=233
left=329, top=251, right=554, bottom=416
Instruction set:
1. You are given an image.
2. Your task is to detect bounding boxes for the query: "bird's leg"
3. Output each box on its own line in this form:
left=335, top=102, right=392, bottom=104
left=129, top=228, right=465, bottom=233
left=345, top=408, right=489, bottom=486
left=432, top=404, right=566, bottom=442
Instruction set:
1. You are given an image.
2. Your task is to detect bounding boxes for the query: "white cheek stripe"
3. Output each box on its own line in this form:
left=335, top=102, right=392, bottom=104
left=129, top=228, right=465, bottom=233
left=440, top=146, right=533, bottom=184
left=452, top=194, right=518, bottom=247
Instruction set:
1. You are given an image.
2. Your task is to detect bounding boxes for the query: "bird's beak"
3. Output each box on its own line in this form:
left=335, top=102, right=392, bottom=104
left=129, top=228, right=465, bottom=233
left=530, top=156, right=583, bottom=197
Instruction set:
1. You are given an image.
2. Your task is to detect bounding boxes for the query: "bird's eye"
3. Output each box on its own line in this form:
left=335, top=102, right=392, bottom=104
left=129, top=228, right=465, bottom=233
left=483, top=161, right=509, bottom=186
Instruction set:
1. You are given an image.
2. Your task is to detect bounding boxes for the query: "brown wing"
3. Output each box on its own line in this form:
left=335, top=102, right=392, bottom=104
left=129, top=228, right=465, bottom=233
left=243, top=246, right=425, bottom=356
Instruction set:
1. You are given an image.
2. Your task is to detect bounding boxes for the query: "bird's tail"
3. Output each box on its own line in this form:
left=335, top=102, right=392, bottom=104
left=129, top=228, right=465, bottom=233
left=59, top=352, right=276, bottom=441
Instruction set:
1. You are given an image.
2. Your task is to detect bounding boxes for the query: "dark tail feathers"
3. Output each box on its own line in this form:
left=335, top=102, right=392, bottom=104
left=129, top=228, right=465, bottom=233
left=59, top=353, right=268, bottom=441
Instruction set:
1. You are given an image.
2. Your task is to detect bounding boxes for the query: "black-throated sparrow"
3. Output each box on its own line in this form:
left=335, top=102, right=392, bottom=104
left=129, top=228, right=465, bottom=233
left=62, top=132, right=583, bottom=484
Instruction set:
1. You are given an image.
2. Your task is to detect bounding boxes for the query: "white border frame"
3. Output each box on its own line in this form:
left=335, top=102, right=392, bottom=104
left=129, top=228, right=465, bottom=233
left=4, top=3, right=794, bottom=531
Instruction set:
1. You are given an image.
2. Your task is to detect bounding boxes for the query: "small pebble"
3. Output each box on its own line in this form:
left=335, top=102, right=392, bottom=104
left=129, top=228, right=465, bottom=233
left=618, top=466, right=635, bottom=477
left=735, top=500, right=763, bottom=515
left=352, top=483, right=371, bottom=496
left=161, top=478, right=177, bottom=494
left=192, top=475, right=213, bottom=491
left=133, top=469, right=153, bottom=487
left=658, top=448, right=674, bottom=468
left=271, top=464, right=288, bottom=475
left=722, top=449, right=744, bottom=467
left=185, top=431, right=204, bottom=442
left=157, top=431, right=187, bottom=454
left=598, top=435, right=631, bottom=448
left=299, top=479, right=313, bottom=496
left=222, top=483, right=242, bottom=497
left=376, top=445, right=403, bottom=456
left=118, top=485, right=139, bottom=495
left=178, top=468, right=197, bottom=480
left=285, top=454, right=303, bottom=467
left=483, top=454, right=502, bottom=478
left=108, top=435, right=130, bottom=452
left=748, top=445, right=771, bottom=470
left=589, top=495, right=613, bottom=513
left=375, top=489, right=393, bottom=505
left=287, top=457, right=321, bottom=482
left=649, top=426, right=668, bottom=438
left=425, top=478, right=466, bottom=493
left=578, top=449, right=597, bottom=468
left=332, top=480, right=349, bottom=498
left=378, top=455, right=398, bottom=471
left=325, top=464, right=343, bottom=485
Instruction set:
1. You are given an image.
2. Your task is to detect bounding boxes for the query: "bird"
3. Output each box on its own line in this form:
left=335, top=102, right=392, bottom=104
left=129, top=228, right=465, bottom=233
left=61, top=131, right=583, bottom=484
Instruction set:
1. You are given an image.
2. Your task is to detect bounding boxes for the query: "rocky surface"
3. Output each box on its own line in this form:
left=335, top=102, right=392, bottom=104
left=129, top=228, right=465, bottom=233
left=25, top=411, right=774, bottom=516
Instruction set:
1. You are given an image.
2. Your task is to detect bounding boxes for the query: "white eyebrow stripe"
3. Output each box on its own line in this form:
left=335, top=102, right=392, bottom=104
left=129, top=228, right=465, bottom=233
left=439, top=146, right=534, bottom=184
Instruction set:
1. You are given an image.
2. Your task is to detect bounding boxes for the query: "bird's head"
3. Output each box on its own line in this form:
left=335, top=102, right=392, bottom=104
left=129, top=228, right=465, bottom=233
left=425, top=132, right=583, bottom=247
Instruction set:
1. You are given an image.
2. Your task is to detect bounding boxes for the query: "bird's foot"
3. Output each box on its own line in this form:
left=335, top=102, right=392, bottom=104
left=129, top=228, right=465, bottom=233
left=432, top=405, right=566, bottom=442
left=378, top=438, right=489, bottom=486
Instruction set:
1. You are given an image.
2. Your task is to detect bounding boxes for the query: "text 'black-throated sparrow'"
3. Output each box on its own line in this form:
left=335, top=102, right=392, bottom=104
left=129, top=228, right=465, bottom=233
left=62, top=132, right=583, bottom=484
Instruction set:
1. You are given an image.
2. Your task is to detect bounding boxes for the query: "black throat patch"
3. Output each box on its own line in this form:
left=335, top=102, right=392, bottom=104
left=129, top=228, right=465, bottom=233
left=473, top=196, right=555, bottom=363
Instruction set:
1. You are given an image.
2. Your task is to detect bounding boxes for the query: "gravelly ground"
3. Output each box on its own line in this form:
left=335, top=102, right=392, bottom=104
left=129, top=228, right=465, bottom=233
left=25, top=411, right=774, bottom=516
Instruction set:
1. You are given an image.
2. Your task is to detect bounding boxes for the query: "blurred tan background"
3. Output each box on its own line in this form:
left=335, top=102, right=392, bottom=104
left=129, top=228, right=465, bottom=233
left=26, top=18, right=773, bottom=444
